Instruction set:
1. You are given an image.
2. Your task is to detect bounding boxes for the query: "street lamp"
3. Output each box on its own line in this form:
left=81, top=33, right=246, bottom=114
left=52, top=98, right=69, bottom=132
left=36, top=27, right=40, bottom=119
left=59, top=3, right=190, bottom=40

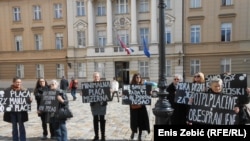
left=152, top=0, right=174, bottom=125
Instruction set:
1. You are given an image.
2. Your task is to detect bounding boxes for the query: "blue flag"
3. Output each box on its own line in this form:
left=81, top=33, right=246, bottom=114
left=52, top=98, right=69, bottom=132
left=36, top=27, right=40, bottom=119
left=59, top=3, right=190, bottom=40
left=143, top=37, right=150, bottom=58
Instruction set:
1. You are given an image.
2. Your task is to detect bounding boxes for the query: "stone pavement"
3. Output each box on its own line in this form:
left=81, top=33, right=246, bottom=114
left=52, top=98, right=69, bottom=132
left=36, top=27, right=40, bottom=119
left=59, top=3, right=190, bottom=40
left=0, top=93, right=157, bottom=141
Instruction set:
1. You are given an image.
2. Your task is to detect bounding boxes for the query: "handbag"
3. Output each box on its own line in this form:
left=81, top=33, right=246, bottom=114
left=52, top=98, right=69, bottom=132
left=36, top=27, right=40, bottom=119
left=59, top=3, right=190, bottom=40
left=55, top=105, right=73, bottom=120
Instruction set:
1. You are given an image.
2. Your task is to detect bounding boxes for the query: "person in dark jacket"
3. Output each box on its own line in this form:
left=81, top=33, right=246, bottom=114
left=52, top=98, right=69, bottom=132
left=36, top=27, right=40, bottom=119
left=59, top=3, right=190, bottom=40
left=60, top=76, right=69, bottom=93
left=3, top=77, right=32, bottom=141
left=129, top=73, right=150, bottom=141
left=34, top=77, right=55, bottom=140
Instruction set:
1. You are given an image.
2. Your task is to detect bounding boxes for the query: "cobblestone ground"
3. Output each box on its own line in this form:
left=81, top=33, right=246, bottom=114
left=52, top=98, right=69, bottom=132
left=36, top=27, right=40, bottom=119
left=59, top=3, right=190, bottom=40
left=0, top=93, right=157, bottom=141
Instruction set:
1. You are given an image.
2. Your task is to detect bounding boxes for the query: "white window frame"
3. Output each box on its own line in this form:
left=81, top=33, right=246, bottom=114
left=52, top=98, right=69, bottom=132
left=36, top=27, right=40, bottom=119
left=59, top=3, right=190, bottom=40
left=13, top=7, right=21, bottom=21
left=139, top=61, right=149, bottom=77
left=55, top=33, right=63, bottom=49
left=34, top=34, right=43, bottom=50
left=96, top=31, right=106, bottom=53
left=190, top=0, right=201, bottom=8
left=33, top=5, right=41, bottom=20
left=95, top=62, right=105, bottom=78
left=16, top=64, right=24, bottom=78
left=190, top=59, right=200, bottom=75
left=36, top=64, right=44, bottom=78
left=117, top=0, right=128, bottom=14
left=56, top=64, right=64, bottom=78
left=78, top=63, right=87, bottom=77
left=139, top=0, right=149, bottom=12
left=221, top=23, right=232, bottom=42
left=77, top=31, right=85, bottom=48
left=97, top=2, right=106, bottom=16
left=76, top=1, right=85, bottom=16
left=166, top=60, right=172, bottom=77
left=220, top=58, right=231, bottom=73
left=190, top=25, right=201, bottom=43
left=165, top=26, right=172, bottom=44
left=54, top=3, right=62, bottom=19
left=165, top=0, right=171, bottom=9
left=15, top=35, right=23, bottom=51
left=222, top=0, right=233, bottom=6
left=139, top=28, right=149, bottom=50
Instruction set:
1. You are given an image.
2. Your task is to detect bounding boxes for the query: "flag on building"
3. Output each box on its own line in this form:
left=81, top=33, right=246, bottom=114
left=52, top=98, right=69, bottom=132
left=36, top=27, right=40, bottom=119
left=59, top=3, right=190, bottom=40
left=117, top=35, right=134, bottom=55
left=143, top=37, right=150, bottom=58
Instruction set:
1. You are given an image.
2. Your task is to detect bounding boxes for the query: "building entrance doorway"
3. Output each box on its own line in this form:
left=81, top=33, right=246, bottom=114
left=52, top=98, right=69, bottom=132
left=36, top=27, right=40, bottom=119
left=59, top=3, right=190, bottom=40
left=115, top=62, right=129, bottom=88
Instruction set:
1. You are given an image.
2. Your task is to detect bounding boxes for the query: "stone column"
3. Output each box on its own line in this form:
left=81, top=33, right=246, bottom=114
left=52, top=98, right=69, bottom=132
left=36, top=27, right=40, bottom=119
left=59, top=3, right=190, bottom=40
left=130, top=0, right=137, bottom=44
left=87, top=0, right=94, bottom=46
left=151, top=0, right=157, bottom=43
left=106, top=0, right=113, bottom=45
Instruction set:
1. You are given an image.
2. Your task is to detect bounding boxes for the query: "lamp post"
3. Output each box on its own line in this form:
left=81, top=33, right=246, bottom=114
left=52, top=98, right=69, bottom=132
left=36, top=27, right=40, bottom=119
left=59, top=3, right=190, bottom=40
left=152, top=0, right=174, bottom=125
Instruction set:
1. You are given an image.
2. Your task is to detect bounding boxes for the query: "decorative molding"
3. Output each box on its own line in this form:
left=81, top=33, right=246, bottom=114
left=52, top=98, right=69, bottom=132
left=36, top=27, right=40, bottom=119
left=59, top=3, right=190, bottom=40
left=52, top=25, right=66, bottom=29
left=31, top=26, right=44, bottom=31
left=218, top=13, right=236, bottom=18
left=165, top=14, right=175, bottom=26
left=11, top=28, right=24, bottom=32
left=74, top=19, right=88, bottom=31
left=113, top=17, right=131, bottom=30
left=187, top=16, right=205, bottom=21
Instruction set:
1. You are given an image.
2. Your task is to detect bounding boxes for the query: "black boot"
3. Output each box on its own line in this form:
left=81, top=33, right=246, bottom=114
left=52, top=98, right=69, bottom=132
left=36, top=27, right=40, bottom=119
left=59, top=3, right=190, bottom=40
left=100, top=119, right=106, bottom=141
left=92, top=119, right=99, bottom=141
left=138, top=130, right=142, bottom=141
left=130, top=131, right=135, bottom=139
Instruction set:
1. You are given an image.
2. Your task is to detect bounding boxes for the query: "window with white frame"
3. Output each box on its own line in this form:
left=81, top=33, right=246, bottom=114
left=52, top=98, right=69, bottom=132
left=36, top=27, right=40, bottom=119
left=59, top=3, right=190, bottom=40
left=55, top=33, right=63, bottom=49
left=76, top=1, right=85, bottom=16
left=13, top=7, right=21, bottom=21
left=139, top=0, right=149, bottom=12
left=139, top=61, right=149, bottom=77
left=97, top=2, right=106, bottom=16
left=95, top=62, right=105, bottom=78
left=15, top=35, right=23, bottom=51
left=117, top=0, right=128, bottom=14
left=220, top=58, right=231, bottom=73
left=221, top=23, right=232, bottom=42
left=165, top=0, right=171, bottom=9
left=115, top=30, right=128, bottom=52
left=96, top=31, right=106, bottom=53
left=78, top=63, right=86, bottom=77
left=33, top=5, right=41, bottom=20
left=190, top=25, right=201, bottom=43
left=139, top=28, right=149, bottom=50
left=54, top=3, right=62, bottom=19
left=165, top=26, right=171, bottom=44
left=36, top=64, right=44, bottom=78
left=222, top=0, right=233, bottom=6
left=77, top=31, right=85, bottom=48
left=166, top=60, right=171, bottom=77
left=190, top=0, right=201, bottom=8
left=190, top=59, right=200, bottom=75
left=56, top=64, right=64, bottom=78
left=34, top=34, right=42, bottom=50
left=16, top=64, right=24, bottom=78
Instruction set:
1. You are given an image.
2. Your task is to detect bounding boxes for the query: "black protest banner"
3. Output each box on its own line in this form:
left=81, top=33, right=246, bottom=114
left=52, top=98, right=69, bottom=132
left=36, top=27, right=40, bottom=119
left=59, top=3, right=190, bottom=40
left=81, top=81, right=111, bottom=103
left=38, top=90, right=58, bottom=112
left=187, top=92, right=239, bottom=125
left=175, top=82, right=205, bottom=104
left=122, top=84, right=152, bottom=105
left=206, top=73, right=247, bottom=96
left=0, top=89, right=31, bottom=112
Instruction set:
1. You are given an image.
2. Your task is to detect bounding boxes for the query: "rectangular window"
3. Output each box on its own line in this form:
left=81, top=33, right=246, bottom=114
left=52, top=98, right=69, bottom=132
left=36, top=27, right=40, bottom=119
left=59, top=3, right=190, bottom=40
left=190, top=25, right=201, bottom=43
left=16, top=64, right=24, bottom=78
left=95, top=62, right=105, bottom=78
left=54, top=3, right=62, bottom=19
left=56, top=64, right=64, bottom=78
left=115, top=30, right=129, bottom=52
left=33, top=5, right=41, bottom=20
left=78, top=63, right=87, bottom=77
left=13, top=7, right=21, bottom=21
left=34, top=34, right=42, bottom=50
left=139, top=61, right=149, bottom=77
left=97, top=2, right=106, bottom=16
left=221, top=23, right=232, bottom=42
left=221, top=58, right=231, bottom=73
left=165, top=0, right=171, bottom=9
left=77, top=31, right=85, bottom=48
left=222, top=0, right=233, bottom=6
left=117, top=0, right=128, bottom=14
left=165, top=26, right=171, bottom=44
left=190, top=0, right=201, bottom=8
left=76, top=1, right=85, bottom=16
left=190, top=59, right=200, bottom=75
left=166, top=60, right=171, bottom=77
left=139, top=0, right=149, bottom=12
left=36, top=64, right=44, bottom=78
left=55, top=33, right=63, bottom=50
left=96, top=31, right=106, bottom=53
left=15, top=35, right=23, bottom=51
left=139, top=28, right=149, bottom=50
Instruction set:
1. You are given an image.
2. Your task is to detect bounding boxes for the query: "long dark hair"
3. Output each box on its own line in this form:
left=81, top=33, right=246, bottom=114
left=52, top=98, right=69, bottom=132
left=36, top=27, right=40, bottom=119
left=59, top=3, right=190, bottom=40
left=130, top=73, right=143, bottom=84
left=34, top=77, right=48, bottom=92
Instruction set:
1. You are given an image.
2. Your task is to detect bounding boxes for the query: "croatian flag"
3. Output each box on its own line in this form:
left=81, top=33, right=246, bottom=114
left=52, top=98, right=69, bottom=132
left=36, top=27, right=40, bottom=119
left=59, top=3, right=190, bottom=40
left=117, top=35, right=134, bottom=55
left=143, top=37, right=150, bottom=58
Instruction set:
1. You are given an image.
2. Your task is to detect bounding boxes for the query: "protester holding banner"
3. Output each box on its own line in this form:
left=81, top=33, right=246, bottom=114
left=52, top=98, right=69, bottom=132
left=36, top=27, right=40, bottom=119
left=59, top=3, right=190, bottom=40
left=129, top=73, right=150, bottom=141
left=34, top=77, right=55, bottom=140
left=89, top=72, right=108, bottom=141
left=166, top=74, right=188, bottom=125
left=3, top=77, right=32, bottom=141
